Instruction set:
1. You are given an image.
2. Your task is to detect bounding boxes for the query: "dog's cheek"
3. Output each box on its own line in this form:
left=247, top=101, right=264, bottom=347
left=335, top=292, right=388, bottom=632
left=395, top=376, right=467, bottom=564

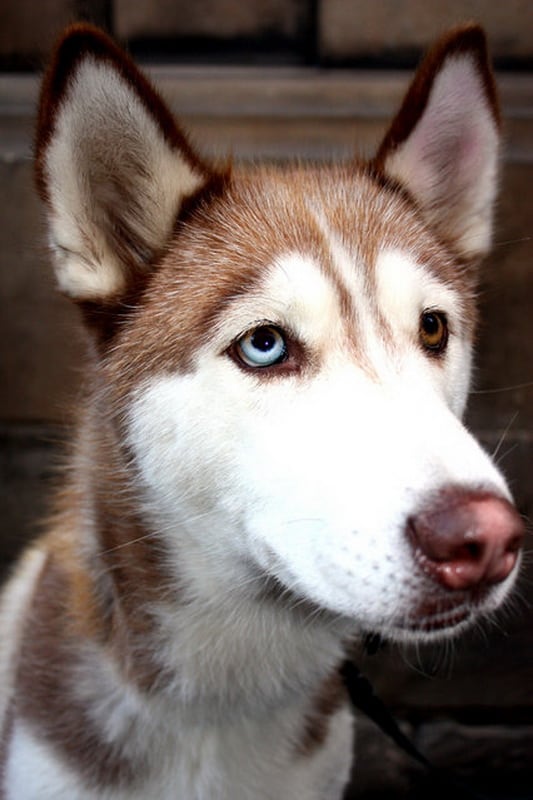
left=226, top=376, right=410, bottom=617
left=124, top=368, right=263, bottom=548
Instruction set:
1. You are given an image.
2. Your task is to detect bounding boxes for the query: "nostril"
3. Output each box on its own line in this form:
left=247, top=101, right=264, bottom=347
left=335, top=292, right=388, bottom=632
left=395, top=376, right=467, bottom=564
left=407, top=488, right=524, bottom=591
left=462, top=540, right=483, bottom=561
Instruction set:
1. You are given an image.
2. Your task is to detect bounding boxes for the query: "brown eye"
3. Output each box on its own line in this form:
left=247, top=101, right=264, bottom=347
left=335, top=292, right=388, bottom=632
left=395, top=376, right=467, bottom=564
left=420, top=311, right=448, bottom=354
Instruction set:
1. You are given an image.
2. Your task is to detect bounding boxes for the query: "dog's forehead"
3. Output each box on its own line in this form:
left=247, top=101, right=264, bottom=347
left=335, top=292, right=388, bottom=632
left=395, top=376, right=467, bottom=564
left=168, top=168, right=435, bottom=288
left=197, top=166, right=412, bottom=257
left=110, top=165, right=473, bottom=386
left=178, top=165, right=464, bottom=288
left=173, top=165, right=469, bottom=323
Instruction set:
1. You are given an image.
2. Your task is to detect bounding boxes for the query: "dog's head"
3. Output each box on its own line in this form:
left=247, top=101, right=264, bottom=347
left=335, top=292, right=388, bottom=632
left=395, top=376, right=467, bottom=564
left=35, top=25, right=523, bottom=642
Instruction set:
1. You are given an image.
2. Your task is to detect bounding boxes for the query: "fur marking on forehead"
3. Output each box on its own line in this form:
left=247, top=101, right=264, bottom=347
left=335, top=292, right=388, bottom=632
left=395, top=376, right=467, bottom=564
left=106, top=166, right=476, bottom=393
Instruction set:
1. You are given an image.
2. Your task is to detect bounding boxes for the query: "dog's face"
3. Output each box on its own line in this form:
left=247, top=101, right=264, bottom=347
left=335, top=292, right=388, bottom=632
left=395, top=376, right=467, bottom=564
left=36, top=26, right=523, bottom=643
left=120, top=167, right=514, bottom=643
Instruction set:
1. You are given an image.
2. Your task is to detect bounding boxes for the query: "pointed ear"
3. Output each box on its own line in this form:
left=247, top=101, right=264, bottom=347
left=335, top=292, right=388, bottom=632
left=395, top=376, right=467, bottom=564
left=374, top=25, right=500, bottom=262
left=35, top=24, right=213, bottom=302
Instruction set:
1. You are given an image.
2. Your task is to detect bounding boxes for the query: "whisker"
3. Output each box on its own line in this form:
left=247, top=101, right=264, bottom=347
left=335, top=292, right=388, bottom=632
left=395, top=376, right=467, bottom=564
left=98, top=530, right=160, bottom=555
left=97, top=508, right=216, bottom=556
left=491, top=410, right=519, bottom=461
left=493, top=236, right=532, bottom=248
left=495, top=443, right=519, bottom=467
left=471, top=380, right=533, bottom=395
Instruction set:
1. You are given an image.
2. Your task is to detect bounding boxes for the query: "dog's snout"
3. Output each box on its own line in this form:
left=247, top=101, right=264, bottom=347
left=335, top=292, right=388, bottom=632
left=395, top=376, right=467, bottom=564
left=408, top=489, right=524, bottom=591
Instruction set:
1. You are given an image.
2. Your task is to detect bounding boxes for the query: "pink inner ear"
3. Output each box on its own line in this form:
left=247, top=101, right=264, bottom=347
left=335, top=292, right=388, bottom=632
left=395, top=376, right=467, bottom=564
left=457, top=125, right=491, bottom=182
left=403, top=54, right=495, bottom=194
left=379, top=43, right=499, bottom=259
left=414, top=117, right=488, bottom=199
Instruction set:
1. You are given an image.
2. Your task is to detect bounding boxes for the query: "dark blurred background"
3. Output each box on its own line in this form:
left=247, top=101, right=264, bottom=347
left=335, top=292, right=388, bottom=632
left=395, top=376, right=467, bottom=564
left=0, top=2, right=532, bottom=797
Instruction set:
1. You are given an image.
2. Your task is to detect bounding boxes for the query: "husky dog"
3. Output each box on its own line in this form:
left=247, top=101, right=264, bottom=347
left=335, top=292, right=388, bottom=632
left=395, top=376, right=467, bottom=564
left=0, top=23, right=523, bottom=800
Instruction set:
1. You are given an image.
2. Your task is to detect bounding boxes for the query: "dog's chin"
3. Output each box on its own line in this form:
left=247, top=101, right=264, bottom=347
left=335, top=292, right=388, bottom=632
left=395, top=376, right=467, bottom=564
left=388, top=606, right=475, bottom=644
left=246, top=555, right=511, bottom=645
left=385, top=591, right=498, bottom=644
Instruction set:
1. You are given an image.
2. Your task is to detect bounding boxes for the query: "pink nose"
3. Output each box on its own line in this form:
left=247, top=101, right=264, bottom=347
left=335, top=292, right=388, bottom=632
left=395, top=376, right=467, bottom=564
left=408, top=489, right=524, bottom=591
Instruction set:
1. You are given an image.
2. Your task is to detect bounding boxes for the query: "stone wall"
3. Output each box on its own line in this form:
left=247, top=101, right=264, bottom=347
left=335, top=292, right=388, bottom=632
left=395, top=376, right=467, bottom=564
left=2, top=0, right=533, bottom=68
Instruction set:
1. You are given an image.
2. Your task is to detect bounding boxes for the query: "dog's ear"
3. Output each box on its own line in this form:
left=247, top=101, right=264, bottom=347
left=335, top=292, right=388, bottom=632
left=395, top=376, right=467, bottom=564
left=35, top=25, right=212, bottom=302
left=374, top=25, right=500, bottom=263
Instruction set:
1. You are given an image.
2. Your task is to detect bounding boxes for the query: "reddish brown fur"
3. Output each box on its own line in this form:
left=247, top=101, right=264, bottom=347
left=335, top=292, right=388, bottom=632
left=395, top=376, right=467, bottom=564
left=13, top=408, right=179, bottom=787
left=16, top=556, right=144, bottom=789
left=50, top=406, right=179, bottom=685
left=295, top=670, right=347, bottom=757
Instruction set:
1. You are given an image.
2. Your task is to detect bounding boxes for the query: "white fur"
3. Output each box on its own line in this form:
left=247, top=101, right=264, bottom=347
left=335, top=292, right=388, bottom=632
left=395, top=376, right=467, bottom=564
left=127, top=249, right=513, bottom=642
left=374, top=249, right=473, bottom=415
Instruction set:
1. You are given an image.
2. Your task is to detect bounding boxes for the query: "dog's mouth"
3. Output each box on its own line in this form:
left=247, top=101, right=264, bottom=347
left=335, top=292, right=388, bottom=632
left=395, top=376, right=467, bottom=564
left=400, top=590, right=490, bottom=635
left=404, top=603, right=471, bottom=633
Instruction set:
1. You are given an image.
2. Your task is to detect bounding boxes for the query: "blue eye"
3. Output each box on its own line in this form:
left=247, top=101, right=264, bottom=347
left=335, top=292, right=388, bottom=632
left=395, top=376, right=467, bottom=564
left=236, top=325, right=287, bottom=368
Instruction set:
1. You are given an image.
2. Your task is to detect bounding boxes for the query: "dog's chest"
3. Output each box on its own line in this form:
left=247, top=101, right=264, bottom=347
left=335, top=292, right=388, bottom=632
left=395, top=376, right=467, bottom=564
left=6, top=699, right=353, bottom=800
left=147, top=706, right=353, bottom=800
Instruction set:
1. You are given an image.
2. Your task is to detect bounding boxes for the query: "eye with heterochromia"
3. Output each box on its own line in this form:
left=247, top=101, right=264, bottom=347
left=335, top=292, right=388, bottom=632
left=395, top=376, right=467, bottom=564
left=419, top=310, right=448, bottom=354
left=234, top=325, right=288, bottom=368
